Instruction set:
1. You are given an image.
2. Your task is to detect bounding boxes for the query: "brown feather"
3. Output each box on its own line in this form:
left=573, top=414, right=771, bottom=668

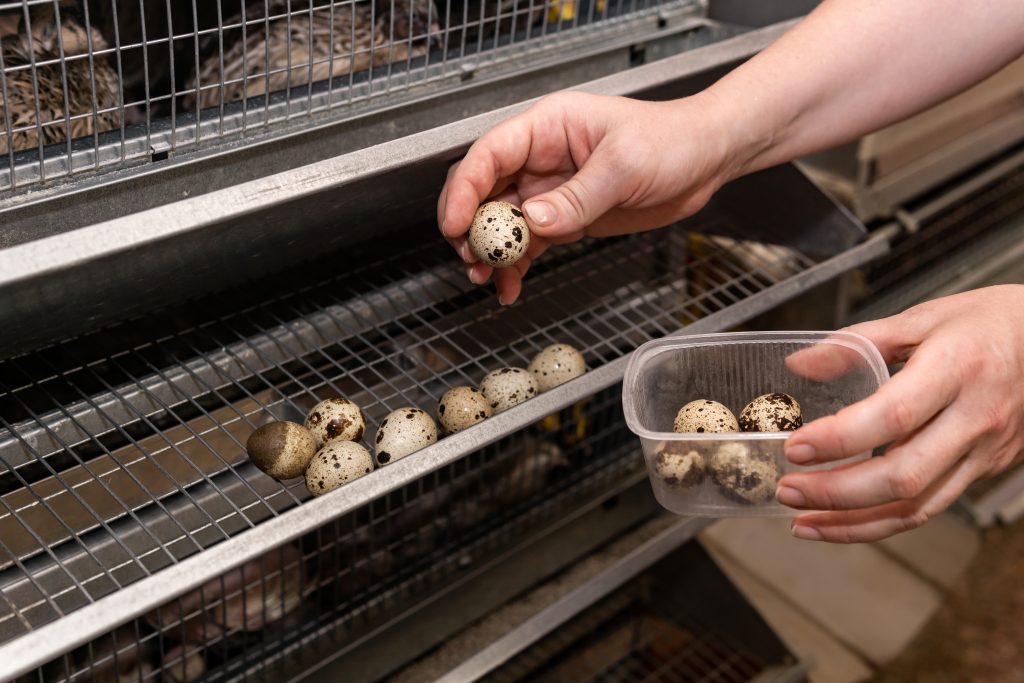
left=188, top=0, right=434, bottom=110
left=0, top=7, right=121, bottom=156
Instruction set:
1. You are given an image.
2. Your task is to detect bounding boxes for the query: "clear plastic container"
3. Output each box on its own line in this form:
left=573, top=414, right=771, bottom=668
left=622, top=332, right=890, bottom=517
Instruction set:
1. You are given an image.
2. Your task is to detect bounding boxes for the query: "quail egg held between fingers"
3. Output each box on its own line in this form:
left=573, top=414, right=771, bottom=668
left=375, top=407, right=438, bottom=465
left=438, top=386, right=493, bottom=434
left=673, top=399, right=739, bottom=434
left=305, top=441, right=375, bottom=496
left=468, top=201, right=531, bottom=268
left=739, top=392, right=803, bottom=432
left=304, top=397, right=365, bottom=448
left=528, top=344, right=586, bottom=392
left=480, top=367, right=539, bottom=413
left=246, top=421, right=318, bottom=480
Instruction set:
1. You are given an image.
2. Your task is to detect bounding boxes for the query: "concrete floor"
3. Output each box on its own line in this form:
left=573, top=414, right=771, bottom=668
left=701, top=504, right=1024, bottom=683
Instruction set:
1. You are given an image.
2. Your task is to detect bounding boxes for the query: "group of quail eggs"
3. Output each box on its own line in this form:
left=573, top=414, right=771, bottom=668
left=656, top=392, right=803, bottom=504
left=245, top=343, right=587, bottom=497
left=245, top=203, right=587, bottom=497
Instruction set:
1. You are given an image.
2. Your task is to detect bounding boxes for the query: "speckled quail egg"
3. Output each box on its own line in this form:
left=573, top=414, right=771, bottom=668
left=739, top=392, right=803, bottom=432
left=374, top=407, right=438, bottom=465
left=438, top=386, right=493, bottom=434
left=246, top=421, right=317, bottom=480
left=653, top=443, right=705, bottom=489
left=468, top=201, right=532, bottom=268
left=528, top=344, right=586, bottom=392
left=673, top=399, right=739, bottom=434
left=480, top=367, right=539, bottom=413
left=709, top=442, right=779, bottom=504
left=304, top=397, right=365, bottom=448
left=305, top=441, right=375, bottom=496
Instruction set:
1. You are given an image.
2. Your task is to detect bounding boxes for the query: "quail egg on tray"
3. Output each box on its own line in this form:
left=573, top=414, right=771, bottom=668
left=528, top=344, right=586, bottom=392
left=374, top=407, right=438, bottom=465
left=305, top=441, right=375, bottom=496
left=438, top=386, right=492, bottom=434
left=246, top=420, right=317, bottom=481
left=480, top=367, right=538, bottom=413
left=468, top=201, right=531, bottom=268
left=304, top=397, right=365, bottom=448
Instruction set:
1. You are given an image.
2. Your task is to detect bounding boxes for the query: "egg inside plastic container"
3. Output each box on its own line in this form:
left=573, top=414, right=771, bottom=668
left=622, top=331, right=890, bottom=517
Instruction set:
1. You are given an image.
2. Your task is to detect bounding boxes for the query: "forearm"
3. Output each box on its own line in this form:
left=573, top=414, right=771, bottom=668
left=701, top=0, right=1024, bottom=179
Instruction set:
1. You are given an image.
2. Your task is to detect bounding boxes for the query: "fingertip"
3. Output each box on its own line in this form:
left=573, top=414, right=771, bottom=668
left=523, top=199, right=555, bottom=228
left=790, top=524, right=823, bottom=542
left=469, top=263, right=492, bottom=285
left=784, top=441, right=817, bottom=464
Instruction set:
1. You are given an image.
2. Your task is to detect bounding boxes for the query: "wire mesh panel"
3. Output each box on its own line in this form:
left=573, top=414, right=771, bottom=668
left=0, top=221, right=816, bottom=680
left=479, top=545, right=796, bottom=683
left=0, top=0, right=701, bottom=194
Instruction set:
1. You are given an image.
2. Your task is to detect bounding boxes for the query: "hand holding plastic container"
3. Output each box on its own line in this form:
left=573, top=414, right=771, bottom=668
left=623, top=332, right=890, bottom=517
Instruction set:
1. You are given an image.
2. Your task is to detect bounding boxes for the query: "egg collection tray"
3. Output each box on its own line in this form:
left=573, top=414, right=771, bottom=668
left=624, top=331, right=890, bottom=517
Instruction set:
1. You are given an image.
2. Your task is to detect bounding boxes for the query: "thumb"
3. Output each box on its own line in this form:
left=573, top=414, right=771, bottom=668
left=521, top=150, right=627, bottom=238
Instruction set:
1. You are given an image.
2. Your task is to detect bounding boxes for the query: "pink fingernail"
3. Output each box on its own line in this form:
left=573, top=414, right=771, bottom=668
left=776, top=486, right=806, bottom=508
left=786, top=443, right=816, bottom=463
left=524, top=200, right=555, bottom=227
left=791, top=525, right=822, bottom=541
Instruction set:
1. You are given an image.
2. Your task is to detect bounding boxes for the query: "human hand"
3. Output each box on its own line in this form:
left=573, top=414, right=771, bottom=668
left=776, top=285, right=1024, bottom=542
left=437, top=90, right=742, bottom=304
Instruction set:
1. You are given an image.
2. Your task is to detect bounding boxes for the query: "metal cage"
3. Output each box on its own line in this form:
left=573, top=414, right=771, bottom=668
left=0, top=0, right=702, bottom=194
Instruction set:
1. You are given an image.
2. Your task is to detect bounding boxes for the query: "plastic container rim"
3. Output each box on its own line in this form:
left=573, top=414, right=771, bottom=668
left=621, top=330, right=890, bottom=441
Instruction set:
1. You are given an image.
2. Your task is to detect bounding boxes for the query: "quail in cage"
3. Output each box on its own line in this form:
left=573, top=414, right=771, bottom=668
left=187, top=0, right=441, bottom=110
left=0, top=0, right=121, bottom=155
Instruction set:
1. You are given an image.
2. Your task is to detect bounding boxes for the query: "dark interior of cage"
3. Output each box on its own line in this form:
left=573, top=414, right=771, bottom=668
left=483, top=543, right=795, bottom=683
left=0, top=0, right=670, bottom=159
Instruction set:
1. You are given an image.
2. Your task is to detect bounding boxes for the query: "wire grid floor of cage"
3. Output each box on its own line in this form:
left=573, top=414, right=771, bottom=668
left=0, top=225, right=814, bottom=679
left=481, top=574, right=775, bottom=683
left=0, top=0, right=701, bottom=193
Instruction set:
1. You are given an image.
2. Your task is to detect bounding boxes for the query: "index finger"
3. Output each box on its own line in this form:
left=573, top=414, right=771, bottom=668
left=785, top=343, right=958, bottom=464
left=439, top=114, right=535, bottom=239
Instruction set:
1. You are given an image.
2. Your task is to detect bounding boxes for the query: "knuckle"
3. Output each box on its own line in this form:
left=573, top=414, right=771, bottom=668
left=556, top=179, right=591, bottom=223
left=884, top=396, right=917, bottom=436
left=900, top=506, right=930, bottom=533
left=887, top=461, right=928, bottom=500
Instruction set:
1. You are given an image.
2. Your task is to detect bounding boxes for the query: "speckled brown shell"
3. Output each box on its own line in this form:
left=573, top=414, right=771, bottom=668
left=305, top=441, right=374, bottom=497
left=246, top=421, right=317, bottom=481
left=374, top=407, right=438, bottom=465
left=527, top=344, right=586, bottom=392
left=437, top=386, right=493, bottom=434
left=480, top=367, right=539, bottom=413
left=739, top=393, right=803, bottom=432
left=467, top=201, right=531, bottom=268
left=673, top=399, right=739, bottom=434
left=709, top=442, right=778, bottom=504
left=304, top=397, right=365, bottom=448
left=653, top=443, right=705, bottom=489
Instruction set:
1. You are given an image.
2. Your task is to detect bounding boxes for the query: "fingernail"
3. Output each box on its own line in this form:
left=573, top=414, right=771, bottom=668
left=440, top=218, right=447, bottom=235
left=497, top=294, right=508, bottom=306
left=465, top=265, right=478, bottom=283
left=791, top=524, right=822, bottom=541
left=786, top=443, right=816, bottom=464
left=776, top=486, right=806, bottom=508
left=524, top=200, right=555, bottom=227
